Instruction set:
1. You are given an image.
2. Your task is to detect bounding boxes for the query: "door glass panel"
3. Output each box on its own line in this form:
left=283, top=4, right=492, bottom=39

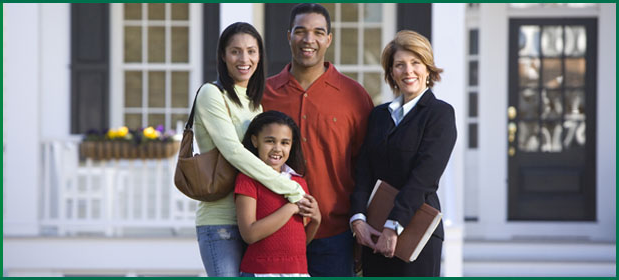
left=125, top=71, right=142, bottom=107
left=563, top=120, right=586, bottom=148
left=541, top=26, right=563, bottom=57
left=518, top=121, right=540, bottom=152
left=519, top=25, right=540, bottom=57
left=542, top=58, right=562, bottom=89
left=541, top=121, right=563, bottom=152
left=519, top=88, right=539, bottom=119
left=541, top=89, right=562, bottom=120
left=519, top=58, right=540, bottom=87
left=564, top=26, right=586, bottom=56
left=341, top=28, right=358, bottom=64
left=148, top=27, right=165, bottom=63
left=148, top=71, right=165, bottom=107
left=565, top=89, right=585, bottom=119
left=565, top=58, right=586, bottom=87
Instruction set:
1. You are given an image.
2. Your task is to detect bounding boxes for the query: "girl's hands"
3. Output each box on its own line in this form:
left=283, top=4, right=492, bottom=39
left=351, top=220, right=381, bottom=250
left=298, top=194, right=321, bottom=223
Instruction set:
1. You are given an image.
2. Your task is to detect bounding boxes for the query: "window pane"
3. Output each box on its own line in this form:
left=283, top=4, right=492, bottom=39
left=542, top=58, right=562, bottom=89
left=563, top=120, right=585, bottom=149
left=364, top=28, right=381, bottom=65
left=342, top=72, right=358, bottom=81
left=565, top=26, right=586, bottom=57
left=468, top=123, right=478, bottom=149
left=124, top=27, right=142, bottom=62
left=469, top=29, right=479, bottom=55
left=519, top=88, right=539, bottom=119
left=171, top=71, right=189, bottom=108
left=341, top=3, right=358, bottom=22
left=518, top=121, right=540, bottom=152
left=148, top=27, right=165, bottom=63
left=148, top=71, right=165, bottom=107
left=519, top=26, right=540, bottom=57
left=541, top=89, right=562, bottom=120
left=468, top=92, right=478, bottom=117
left=565, top=58, right=585, bottom=87
left=341, top=28, right=358, bottom=64
left=148, top=114, right=165, bottom=128
left=364, top=3, right=382, bottom=22
left=325, top=31, right=335, bottom=63
left=565, top=89, right=585, bottom=119
left=320, top=3, right=336, bottom=21
left=148, top=3, right=165, bottom=20
left=364, top=72, right=382, bottom=107
left=124, top=3, right=142, bottom=20
left=518, top=57, right=540, bottom=87
left=172, top=27, right=189, bottom=63
left=125, top=71, right=142, bottom=107
left=540, top=121, right=563, bottom=152
left=468, top=60, right=478, bottom=86
left=171, top=3, right=188, bottom=20
left=541, top=26, right=563, bottom=57
left=125, top=113, right=142, bottom=129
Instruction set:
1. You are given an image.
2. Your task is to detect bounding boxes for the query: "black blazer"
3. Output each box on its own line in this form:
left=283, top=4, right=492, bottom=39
left=350, top=90, right=457, bottom=240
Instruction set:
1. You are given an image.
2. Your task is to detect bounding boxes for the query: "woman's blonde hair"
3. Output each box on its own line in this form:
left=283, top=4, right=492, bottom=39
left=381, top=30, right=443, bottom=94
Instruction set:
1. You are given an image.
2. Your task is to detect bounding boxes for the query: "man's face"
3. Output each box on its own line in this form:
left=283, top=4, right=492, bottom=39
left=288, top=13, right=332, bottom=69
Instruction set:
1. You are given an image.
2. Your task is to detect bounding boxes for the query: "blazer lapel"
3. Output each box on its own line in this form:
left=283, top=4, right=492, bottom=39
left=387, top=90, right=436, bottom=136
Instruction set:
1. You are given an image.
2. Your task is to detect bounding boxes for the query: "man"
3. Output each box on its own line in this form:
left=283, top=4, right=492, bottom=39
left=262, top=3, right=374, bottom=277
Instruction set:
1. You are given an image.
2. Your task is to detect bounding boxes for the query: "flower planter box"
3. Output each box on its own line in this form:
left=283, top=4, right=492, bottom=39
left=79, top=141, right=180, bottom=160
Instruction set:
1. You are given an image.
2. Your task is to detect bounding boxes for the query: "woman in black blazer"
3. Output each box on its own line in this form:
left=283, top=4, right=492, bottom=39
left=350, top=30, right=457, bottom=277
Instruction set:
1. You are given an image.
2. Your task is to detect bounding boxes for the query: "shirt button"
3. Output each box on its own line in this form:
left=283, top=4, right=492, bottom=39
left=302, top=115, right=307, bottom=119
left=302, top=137, right=307, bottom=142
left=303, top=93, right=308, bottom=98
left=333, top=117, right=337, bottom=122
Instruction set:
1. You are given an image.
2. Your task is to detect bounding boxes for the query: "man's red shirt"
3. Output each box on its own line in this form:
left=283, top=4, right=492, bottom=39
left=263, top=62, right=374, bottom=238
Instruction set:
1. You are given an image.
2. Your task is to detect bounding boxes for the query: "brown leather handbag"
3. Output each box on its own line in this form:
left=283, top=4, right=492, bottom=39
left=174, top=82, right=238, bottom=202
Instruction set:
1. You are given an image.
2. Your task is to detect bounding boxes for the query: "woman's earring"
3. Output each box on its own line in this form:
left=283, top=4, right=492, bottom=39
left=426, top=78, right=430, bottom=85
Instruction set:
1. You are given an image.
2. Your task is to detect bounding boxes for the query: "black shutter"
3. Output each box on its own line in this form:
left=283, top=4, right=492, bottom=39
left=203, top=3, right=220, bottom=83
left=70, top=4, right=110, bottom=134
left=397, top=3, right=432, bottom=42
left=265, top=3, right=298, bottom=76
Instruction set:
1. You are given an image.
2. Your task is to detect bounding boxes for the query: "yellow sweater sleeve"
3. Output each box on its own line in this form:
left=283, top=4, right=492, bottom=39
left=194, top=83, right=305, bottom=202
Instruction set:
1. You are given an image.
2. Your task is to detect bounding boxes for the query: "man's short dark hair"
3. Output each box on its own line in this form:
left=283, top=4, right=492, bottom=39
left=289, top=3, right=331, bottom=34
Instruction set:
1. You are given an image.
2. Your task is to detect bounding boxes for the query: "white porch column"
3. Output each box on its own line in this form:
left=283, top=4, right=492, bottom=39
left=432, top=3, right=466, bottom=277
left=220, top=3, right=262, bottom=35
left=3, top=3, right=42, bottom=236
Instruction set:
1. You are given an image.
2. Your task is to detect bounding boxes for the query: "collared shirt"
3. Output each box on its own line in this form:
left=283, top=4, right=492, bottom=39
left=263, top=62, right=374, bottom=239
left=349, top=88, right=429, bottom=235
left=388, top=88, right=428, bottom=126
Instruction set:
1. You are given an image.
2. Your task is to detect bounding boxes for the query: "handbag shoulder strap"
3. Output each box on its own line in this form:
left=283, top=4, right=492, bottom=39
left=185, top=80, right=232, bottom=130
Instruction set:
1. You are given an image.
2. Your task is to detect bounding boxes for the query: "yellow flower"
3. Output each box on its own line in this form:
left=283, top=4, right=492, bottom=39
left=107, top=129, right=118, bottom=139
left=143, top=126, right=159, bottom=139
left=117, top=126, right=129, bottom=137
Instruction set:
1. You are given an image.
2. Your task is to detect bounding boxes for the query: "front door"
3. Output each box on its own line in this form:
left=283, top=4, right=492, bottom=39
left=507, top=18, right=597, bottom=220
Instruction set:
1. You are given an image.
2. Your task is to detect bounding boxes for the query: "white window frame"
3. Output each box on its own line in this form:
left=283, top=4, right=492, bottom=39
left=330, top=3, right=396, bottom=105
left=110, top=3, right=203, bottom=130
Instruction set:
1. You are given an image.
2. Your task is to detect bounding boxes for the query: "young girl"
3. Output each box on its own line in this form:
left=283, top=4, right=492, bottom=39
left=235, top=111, right=321, bottom=277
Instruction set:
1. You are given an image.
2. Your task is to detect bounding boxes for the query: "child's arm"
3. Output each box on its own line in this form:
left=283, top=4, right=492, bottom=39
left=236, top=194, right=299, bottom=244
left=299, top=194, right=321, bottom=245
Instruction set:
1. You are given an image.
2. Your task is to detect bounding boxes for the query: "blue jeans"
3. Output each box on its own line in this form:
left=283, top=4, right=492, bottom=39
left=306, top=229, right=355, bottom=277
left=196, top=225, right=245, bottom=277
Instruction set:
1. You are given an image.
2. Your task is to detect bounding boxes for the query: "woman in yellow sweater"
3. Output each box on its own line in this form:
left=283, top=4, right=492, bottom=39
left=193, top=22, right=307, bottom=277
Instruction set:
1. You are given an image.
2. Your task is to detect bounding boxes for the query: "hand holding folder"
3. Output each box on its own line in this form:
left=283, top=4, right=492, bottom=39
left=365, top=179, right=442, bottom=262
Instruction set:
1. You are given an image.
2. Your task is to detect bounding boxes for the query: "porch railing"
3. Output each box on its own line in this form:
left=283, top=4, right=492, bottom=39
left=40, top=140, right=197, bottom=237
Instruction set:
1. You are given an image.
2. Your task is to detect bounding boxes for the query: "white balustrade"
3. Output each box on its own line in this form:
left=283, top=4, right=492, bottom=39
left=40, top=140, right=197, bottom=237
